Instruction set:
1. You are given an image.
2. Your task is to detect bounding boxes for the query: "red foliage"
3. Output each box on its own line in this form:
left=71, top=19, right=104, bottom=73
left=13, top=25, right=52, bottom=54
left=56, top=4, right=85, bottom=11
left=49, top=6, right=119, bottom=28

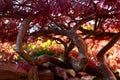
left=0, top=0, right=6, bottom=12
left=0, top=0, right=120, bottom=77
left=88, top=60, right=96, bottom=67
left=0, top=19, right=18, bottom=42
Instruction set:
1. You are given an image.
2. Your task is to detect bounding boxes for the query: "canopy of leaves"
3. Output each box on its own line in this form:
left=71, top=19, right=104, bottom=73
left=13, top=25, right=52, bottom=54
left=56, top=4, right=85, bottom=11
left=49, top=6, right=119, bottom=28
left=0, top=0, right=119, bottom=42
left=0, top=0, right=120, bottom=80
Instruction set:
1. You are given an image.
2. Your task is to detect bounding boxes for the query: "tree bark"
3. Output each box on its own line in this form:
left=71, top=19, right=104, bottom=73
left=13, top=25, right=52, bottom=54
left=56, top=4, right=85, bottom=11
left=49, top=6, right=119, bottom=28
left=16, top=16, right=39, bottom=80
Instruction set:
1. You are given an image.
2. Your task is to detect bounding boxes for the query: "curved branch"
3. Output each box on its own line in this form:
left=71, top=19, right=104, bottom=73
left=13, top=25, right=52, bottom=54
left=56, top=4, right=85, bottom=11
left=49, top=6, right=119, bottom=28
left=16, top=15, right=40, bottom=80
left=16, top=16, right=35, bottom=64
left=31, top=29, right=88, bottom=71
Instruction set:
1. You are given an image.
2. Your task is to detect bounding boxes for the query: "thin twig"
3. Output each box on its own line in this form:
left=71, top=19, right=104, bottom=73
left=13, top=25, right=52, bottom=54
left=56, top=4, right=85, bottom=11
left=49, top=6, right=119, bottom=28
left=47, top=35, right=67, bottom=48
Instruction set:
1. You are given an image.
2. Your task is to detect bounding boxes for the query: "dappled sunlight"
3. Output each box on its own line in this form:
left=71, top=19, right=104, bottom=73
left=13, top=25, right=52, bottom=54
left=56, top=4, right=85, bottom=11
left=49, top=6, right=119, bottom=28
left=0, top=38, right=119, bottom=74
left=0, top=0, right=120, bottom=79
left=0, top=42, right=18, bottom=63
left=85, top=39, right=120, bottom=74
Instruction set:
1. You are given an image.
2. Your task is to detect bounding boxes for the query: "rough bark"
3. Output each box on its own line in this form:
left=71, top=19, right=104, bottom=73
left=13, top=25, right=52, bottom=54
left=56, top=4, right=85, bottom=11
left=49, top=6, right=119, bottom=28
left=65, top=30, right=88, bottom=71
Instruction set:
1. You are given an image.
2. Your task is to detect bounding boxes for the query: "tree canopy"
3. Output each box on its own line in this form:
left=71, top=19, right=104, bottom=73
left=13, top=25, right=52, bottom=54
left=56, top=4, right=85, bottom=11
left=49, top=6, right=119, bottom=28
left=0, top=0, right=120, bottom=80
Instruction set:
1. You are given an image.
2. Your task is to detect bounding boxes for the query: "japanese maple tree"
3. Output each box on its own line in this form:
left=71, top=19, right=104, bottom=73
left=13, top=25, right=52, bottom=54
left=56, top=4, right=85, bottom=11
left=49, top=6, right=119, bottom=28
left=0, top=0, right=120, bottom=80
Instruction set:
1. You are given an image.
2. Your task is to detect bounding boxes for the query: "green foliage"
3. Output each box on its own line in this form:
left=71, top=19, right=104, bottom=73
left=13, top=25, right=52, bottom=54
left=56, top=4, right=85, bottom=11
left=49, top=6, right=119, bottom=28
left=30, top=50, right=53, bottom=58
left=24, top=38, right=55, bottom=58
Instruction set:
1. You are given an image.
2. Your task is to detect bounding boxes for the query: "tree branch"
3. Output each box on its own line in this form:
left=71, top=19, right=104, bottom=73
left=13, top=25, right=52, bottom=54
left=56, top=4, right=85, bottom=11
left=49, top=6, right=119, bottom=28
left=31, top=29, right=88, bottom=71
left=97, top=32, right=120, bottom=61
left=72, top=1, right=97, bottom=31
left=72, top=14, right=95, bottom=31
left=16, top=16, right=35, bottom=64
left=79, top=27, right=117, bottom=38
left=35, top=54, right=72, bottom=69
left=84, top=17, right=99, bottom=39
left=66, top=30, right=88, bottom=71
left=47, top=35, right=67, bottom=48
left=85, top=62, right=117, bottom=80
left=64, top=42, right=74, bottom=61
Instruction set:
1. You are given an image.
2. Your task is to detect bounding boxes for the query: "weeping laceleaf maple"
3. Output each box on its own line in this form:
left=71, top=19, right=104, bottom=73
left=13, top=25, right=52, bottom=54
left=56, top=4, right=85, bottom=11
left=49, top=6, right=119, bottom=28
left=0, top=0, right=120, bottom=80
